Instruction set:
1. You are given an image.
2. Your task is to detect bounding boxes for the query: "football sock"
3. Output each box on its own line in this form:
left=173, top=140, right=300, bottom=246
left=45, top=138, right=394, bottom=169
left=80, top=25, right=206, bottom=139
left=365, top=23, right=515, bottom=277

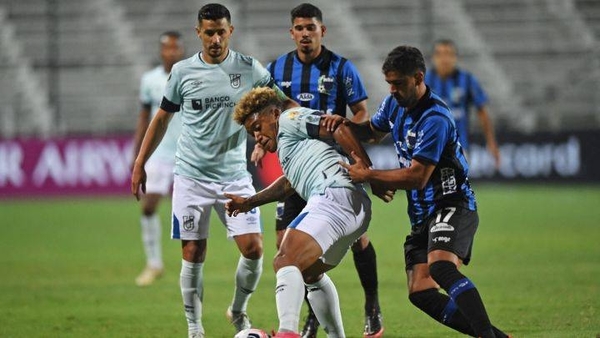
left=180, top=259, right=204, bottom=334
left=140, top=214, right=163, bottom=269
left=275, top=266, right=305, bottom=333
left=306, top=274, right=345, bottom=337
left=352, top=241, right=380, bottom=313
left=409, top=288, right=476, bottom=335
left=304, top=289, right=317, bottom=318
left=430, top=261, right=494, bottom=338
left=231, top=255, right=263, bottom=312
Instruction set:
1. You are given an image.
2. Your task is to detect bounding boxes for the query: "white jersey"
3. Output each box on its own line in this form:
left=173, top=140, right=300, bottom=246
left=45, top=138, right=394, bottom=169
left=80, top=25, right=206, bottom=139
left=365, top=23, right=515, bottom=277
left=161, top=50, right=272, bottom=182
left=139, top=65, right=182, bottom=163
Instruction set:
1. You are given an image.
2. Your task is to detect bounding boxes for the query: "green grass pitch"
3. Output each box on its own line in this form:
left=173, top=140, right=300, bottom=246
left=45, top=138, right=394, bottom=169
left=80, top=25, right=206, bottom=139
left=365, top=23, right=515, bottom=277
left=1, top=184, right=599, bottom=337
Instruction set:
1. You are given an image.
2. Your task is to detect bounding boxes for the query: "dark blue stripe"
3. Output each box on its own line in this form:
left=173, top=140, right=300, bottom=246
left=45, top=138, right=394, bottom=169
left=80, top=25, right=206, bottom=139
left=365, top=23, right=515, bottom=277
left=288, top=212, right=309, bottom=229
left=172, top=213, right=180, bottom=239
left=441, top=299, right=458, bottom=324
left=448, top=277, right=476, bottom=300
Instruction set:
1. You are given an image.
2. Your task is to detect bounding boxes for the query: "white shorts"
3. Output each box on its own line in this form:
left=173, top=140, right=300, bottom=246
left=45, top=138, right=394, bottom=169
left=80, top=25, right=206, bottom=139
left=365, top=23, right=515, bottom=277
left=144, top=158, right=175, bottom=195
left=171, top=174, right=262, bottom=240
left=290, top=187, right=371, bottom=266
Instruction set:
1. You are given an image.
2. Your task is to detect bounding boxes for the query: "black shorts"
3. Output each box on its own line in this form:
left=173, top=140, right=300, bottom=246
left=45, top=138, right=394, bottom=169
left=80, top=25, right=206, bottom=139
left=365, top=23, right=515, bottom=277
left=404, top=207, right=479, bottom=269
left=275, top=192, right=308, bottom=231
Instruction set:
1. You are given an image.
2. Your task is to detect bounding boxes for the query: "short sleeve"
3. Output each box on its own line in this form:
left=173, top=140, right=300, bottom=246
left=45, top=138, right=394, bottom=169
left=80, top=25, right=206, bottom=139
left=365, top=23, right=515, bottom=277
left=160, top=66, right=182, bottom=113
left=340, top=60, right=368, bottom=105
left=370, top=96, right=393, bottom=133
left=280, top=109, right=323, bottom=140
left=139, top=74, right=152, bottom=106
left=252, top=58, right=273, bottom=88
left=468, top=74, right=488, bottom=109
left=413, top=115, right=453, bottom=164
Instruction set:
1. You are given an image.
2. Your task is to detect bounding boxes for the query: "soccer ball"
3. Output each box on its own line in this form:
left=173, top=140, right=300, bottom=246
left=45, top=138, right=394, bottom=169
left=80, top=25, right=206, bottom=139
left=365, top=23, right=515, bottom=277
left=234, top=328, right=271, bottom=338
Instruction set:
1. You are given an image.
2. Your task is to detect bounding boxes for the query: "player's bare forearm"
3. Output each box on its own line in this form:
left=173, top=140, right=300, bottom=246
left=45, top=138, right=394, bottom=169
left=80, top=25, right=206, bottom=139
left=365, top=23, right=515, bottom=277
left=246, top=175, right=295, bottom=208
left=477, top=107, right=497, bottom=145
left=134, top=109, right=172, bottom=167
left=331, top=123, right=373, bottom=167
left=132, top=108, right=151, bottom=163
left=367, top=160, right=435, bottom=190
left=349, top=100, right=369, bottom=124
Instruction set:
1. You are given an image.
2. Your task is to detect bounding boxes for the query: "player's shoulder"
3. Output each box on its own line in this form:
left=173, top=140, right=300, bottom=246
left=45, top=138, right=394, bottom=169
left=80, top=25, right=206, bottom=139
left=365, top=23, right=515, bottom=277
left=229, top=49, right=256, bottom=67
left=171, top=54, right=199, bottom=73
left=375, top=95, right=398, bottom=115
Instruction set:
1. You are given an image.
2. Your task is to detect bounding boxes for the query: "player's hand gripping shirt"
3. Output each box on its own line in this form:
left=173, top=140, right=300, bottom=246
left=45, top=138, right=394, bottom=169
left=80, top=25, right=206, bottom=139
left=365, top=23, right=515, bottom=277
left=371, top=87, right=477, bottom=226
left=139, top=66, right=182, bottom=163
left=277, top=107, right=357, bottom=200
left=161, top=50, right=272, bottom=182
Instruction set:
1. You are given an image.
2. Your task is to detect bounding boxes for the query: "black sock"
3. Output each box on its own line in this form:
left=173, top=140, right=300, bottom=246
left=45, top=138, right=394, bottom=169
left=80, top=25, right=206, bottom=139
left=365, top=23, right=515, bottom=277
left=429, top=261, right=494, bottom=338
left=352, top=241, right=379, bottom=313
left=409, top=288, right=476, bottom=336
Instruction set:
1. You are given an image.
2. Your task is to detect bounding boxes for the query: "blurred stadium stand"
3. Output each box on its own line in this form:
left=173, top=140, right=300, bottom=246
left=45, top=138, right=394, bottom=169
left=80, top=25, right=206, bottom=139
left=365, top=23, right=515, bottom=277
left=0, top=0, right=598, bottom=137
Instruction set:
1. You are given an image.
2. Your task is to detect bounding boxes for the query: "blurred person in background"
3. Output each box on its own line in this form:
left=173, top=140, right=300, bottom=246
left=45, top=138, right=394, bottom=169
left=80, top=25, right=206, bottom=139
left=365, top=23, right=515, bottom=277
left=131, top=31, right=184, bottom=287
left=261, top=3, right=384, bottom=337
left=425, top=39, right=500, bottom=168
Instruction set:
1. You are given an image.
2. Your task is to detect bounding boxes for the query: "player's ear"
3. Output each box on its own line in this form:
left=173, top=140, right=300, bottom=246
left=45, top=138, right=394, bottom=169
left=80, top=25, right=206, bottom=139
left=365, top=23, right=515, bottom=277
left=195, top=24, right=201, bottom=38
left=414, top=71, right=424, bottom=86
left=321, top=24, right=327, bottom=37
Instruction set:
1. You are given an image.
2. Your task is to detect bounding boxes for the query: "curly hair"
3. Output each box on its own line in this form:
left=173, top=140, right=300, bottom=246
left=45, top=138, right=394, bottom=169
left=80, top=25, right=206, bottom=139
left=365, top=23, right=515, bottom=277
left=382, top=45, right=426, bottom=76
left=233, top=87, right=281, bottom=125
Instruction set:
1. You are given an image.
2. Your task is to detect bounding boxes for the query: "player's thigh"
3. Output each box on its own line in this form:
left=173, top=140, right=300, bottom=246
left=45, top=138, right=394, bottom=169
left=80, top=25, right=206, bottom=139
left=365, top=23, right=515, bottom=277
left=426, top=207, right=479, bottom=265
left=294, top=187, right=371, bottom=267
left=171, top=174, right=213, bottom=241
left=144, top=158, right=174, bottom=196
left=275, top=228, right=323, bottom=272
left=214, top=176, right=262, bottom=239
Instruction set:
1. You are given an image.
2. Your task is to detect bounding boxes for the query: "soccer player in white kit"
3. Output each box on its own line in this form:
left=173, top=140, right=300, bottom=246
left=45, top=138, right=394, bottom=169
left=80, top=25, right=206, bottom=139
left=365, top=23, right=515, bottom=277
left=131, top=31, right=184, bottom=287
left=226, top=87, right=393, bottom=337
left=131, top=4, right=294, bottom=337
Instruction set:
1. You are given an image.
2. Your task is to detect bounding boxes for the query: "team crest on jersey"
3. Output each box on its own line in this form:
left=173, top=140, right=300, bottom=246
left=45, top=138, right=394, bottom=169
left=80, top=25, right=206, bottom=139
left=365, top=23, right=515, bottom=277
left=182, top=216, right=195, bottom=231
left=287, top=111, right=300, bottom=120
left=229, top=74, right=241, bottom=88
left=318, top=75, right=335, bottom=95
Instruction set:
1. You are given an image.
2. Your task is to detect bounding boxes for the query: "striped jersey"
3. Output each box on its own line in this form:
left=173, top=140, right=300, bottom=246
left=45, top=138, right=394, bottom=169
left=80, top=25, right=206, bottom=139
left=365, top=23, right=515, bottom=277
left=425, top=68, right=488, bottom=151
left=267, top=46, right=367, bottom=116
left=371, top=87, right=477, bottom=226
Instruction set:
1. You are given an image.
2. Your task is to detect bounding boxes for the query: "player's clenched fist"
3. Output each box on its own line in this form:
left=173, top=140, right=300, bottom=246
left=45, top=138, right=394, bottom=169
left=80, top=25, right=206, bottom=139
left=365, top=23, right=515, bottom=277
left=224, top=193, right=253, bottom=217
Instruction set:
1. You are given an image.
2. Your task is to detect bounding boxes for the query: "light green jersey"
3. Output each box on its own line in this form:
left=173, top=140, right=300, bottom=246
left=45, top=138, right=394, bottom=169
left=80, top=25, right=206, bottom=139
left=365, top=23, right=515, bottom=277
left=162, top=50, right=272, bottom=182
left=139, top=65, right=182, bottom=163
left=277, top=107, right=356, bottom=200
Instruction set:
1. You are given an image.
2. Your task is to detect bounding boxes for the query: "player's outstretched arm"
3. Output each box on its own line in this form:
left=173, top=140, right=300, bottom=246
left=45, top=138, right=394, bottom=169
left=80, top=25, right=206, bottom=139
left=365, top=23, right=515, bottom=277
left=225, top=175, right=295, bottom=217
left=131, top=108, right=173, bottom=200
left=341, top=153, right=435, bottom=191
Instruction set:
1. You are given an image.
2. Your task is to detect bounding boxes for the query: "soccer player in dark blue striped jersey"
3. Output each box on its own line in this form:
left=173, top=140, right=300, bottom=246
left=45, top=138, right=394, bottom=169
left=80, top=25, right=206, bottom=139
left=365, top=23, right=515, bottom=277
left=339, top=46, right=510, bottom=338
left=425, top=39, right=500, bottom=168
left=256, top=3, right=383, bottom=337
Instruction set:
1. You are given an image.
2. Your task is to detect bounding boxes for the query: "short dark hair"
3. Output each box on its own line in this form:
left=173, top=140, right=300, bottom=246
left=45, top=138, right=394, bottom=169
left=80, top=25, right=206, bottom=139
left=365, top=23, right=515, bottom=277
left=159, top=31, right=182, bottom=43
left=433, top=39, right=458, bottom=54
left=382, top=45, right=426, bottom=76
left=198, top=3, right=231, bottom=23
left=291, top=3, right=323, bottom=23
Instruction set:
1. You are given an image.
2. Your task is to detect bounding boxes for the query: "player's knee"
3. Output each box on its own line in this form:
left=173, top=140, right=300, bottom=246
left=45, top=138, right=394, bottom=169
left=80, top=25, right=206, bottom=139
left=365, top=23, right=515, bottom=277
left=302, top=272, right=323, bottom=285
left=273, top=254, right=297, bottom=273
left=240, top=242, right=263, bottom=260
left=351, top=234, right=370, bottom=253
left=142, top=207, right=156, bottom=216
left=429, top=260, right=460, bottom=289
left=408, top=288, right=437, bottom=309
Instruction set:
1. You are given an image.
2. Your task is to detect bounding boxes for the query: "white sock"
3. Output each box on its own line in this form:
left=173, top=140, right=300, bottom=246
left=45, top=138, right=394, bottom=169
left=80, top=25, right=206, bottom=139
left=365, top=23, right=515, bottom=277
left=306, top=274, right=345, bottom=337
left=275, top=265, right=305, bottom=333
left=140, top=214, right=163, bottom=269
left=231, top=255, right=263, bottom=312
left=180, top=259, right=204, bottom=334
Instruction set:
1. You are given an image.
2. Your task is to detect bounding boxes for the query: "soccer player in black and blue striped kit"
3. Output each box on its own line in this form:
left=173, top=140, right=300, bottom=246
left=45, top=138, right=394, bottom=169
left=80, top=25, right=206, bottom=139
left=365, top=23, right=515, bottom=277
left=258, top=3, right=383, bottom=337
left=340, top=46, right=510, bottom=337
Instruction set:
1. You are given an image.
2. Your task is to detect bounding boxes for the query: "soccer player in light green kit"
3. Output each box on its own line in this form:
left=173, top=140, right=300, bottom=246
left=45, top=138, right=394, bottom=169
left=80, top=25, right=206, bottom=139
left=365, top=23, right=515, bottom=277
left=131, top=4, right=294, bottom=337
left=226, top=87, right=394, bottom=337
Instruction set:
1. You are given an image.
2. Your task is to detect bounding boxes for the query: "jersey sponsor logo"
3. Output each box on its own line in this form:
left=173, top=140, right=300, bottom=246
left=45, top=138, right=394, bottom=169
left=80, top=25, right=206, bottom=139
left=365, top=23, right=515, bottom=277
left=182, top=216, right=195, bottom=231
left=405, top=130, right=417, bottom=149
left=430, top=223, right=454, bottom=233
left=451, top=87, right=464, bottom=105
left=297, top=93, right=315, bottom=102
left=192, top=99, right=203, bottom=110
left=204, top=96, right=235, bottom=109
left=229, top=73, right=241, bottom=88
left=441, top=168, right=457, bottom=195
left=280, top=81, right=292, bottom=88
left=318, top=75, right=335, bottom=95
left=432, top=236, right=451, bottom=243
